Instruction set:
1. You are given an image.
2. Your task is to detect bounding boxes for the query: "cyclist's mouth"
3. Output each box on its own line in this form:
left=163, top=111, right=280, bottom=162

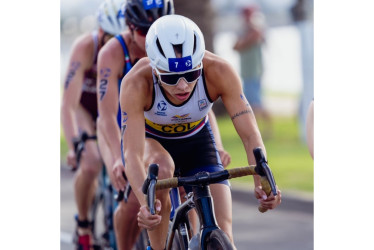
left=175, top=92, right=190, bottom=101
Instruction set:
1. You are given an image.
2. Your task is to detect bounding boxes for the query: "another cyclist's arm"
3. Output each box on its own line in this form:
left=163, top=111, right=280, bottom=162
left=61, top=34, right=93, bottom=167
left=96, top=39, right=125, bottom=190
left=207, top=110, right=231, bottom=167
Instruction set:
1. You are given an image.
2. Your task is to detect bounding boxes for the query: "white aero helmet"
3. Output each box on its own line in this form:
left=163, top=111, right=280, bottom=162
left=97, top=0, right=126, bottom=35
left=145, top=15, right=205, bottom=72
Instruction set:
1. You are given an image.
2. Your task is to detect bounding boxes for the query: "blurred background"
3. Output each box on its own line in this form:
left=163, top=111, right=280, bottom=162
left=60, top=0, right=314, bottom=248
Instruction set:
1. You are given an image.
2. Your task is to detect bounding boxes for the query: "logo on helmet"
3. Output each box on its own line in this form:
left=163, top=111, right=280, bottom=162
left=168, top=56, right=193, bottom=72
left=144, top=0, right=164, bottom=10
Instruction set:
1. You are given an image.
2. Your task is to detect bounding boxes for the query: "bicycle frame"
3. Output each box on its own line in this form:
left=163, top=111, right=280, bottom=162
left=145, top=147, right=277, bottom=250
left=166, top=185, right=221, bottom=250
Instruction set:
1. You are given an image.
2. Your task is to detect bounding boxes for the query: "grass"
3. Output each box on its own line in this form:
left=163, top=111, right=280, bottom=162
left=60, top=115, right=313, bottom=194
left=217, top=115, right=314, bottom=194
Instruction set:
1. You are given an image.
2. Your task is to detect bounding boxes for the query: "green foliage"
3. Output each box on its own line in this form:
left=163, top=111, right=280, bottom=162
left=217, top=115, right=314, bottom=193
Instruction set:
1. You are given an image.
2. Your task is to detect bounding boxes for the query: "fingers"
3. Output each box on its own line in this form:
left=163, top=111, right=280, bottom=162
left=218, top=150, right=231, bottom=168
left=112, top=162, right=127, bottom=191
left=254, top=186, right=267, bottom=200
left=67, top=153, right=77, bottom=169
left=257, top=188, right=282, bottom=210
left=137, top=205, right=162, bottom=230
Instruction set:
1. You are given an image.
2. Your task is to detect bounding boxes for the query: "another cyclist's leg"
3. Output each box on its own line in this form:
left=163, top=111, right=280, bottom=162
left=114, top=194, right=141, bottom=249
left=210, top=183, right=237, bottom=250
left=98, top=128, right=141, bottom=250
left=143, top=138, right=175, bottom=250
left=74, top=106, right=102, bottom=235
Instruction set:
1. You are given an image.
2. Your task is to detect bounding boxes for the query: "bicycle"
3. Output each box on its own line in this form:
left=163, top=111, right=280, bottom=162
left=72, top=131, right=117, bottom=250
left=142, top=147, right=277, bottom=250
left=72, top=132, right=146, bottom=250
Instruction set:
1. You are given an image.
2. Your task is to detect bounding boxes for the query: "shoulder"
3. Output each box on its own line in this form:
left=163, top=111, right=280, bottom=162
left=99, top=32, right=127, bottom=62
left=120, top=57, right=153, bottom=109
left=203, top=51, right=238, bottom=85
left=122, top=58, right=152, bottom=94
left=71, top=33, right=95, bottom=57
left=69, top=33, right=95, bottom=67
left=202, top=51, right=241, bottom=98
left=203, top=51, right=235, bottom=77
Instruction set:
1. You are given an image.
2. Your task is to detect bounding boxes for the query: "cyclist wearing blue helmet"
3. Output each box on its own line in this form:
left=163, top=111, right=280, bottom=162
left=61, top=0, right=126, bottom=249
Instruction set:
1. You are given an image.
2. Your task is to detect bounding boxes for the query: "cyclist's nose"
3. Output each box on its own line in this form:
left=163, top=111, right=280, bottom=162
left=176, top=77, right=189, bottom=90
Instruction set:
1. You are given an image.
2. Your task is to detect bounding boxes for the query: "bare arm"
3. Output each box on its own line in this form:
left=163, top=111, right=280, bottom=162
left=61, top=34, right=92, bottom=166
left=233, top=27, right=262, bottom=52
left=216, top=61, right=264, bottom=186
left=96, top=38, right=126, bottom=190
left=120, top=62, right=150, bottom=206
left=210, top=57, right=280, bottom=209
left=207, top=110, right=231, bottom=167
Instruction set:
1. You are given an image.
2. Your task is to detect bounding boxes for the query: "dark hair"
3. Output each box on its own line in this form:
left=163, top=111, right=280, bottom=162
left=124, top=0, right=174, bottom=28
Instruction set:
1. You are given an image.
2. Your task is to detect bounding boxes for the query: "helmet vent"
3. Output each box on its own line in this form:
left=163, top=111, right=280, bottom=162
left=156, top=38, right=165, bottom=57
left=193, top=34, right=197, bottom=53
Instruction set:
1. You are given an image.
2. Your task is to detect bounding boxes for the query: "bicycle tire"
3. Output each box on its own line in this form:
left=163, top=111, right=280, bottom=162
left=133, top=229, right=149, bottom=250
left=89, top=180, right=107, bottom=246
left=205, top=229, right=234, bottom=250
left=171, top=229, right=186, bottom=250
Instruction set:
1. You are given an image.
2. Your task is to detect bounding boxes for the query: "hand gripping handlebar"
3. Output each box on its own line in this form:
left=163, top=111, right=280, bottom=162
left=142, top=163, right=159, bottom=215
left=142, top=148, right=277, bottom=214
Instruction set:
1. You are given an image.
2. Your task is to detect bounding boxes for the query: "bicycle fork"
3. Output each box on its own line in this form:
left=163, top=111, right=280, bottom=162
left=166, top=185, right=220, bottom=250
left=192, top=185, right=220, bottom=250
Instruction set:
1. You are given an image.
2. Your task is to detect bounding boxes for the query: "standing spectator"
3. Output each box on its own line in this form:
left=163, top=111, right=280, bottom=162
left=233, top=6, right=272, bottom=139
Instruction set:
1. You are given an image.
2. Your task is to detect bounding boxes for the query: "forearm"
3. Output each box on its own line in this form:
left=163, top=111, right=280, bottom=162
left=242, top=132, right=266, bottom=187
left=97, top=115, right=122, bottom=160
left=61, top=104, right=79, bottom=150
left=124, top=152, right=147, bottom=206
left=233, top=32, right=261, bottom=51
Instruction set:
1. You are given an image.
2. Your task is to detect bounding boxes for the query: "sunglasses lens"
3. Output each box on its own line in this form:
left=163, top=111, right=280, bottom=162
left=160, top=74, right=181, bottom=85
left=160, top=69, right=202, bottom=85
left=184, top=69, right=202, bottom=82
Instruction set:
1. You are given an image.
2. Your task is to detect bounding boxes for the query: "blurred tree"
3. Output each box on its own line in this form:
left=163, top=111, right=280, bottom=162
left=173, top=0, right=216, bottom=53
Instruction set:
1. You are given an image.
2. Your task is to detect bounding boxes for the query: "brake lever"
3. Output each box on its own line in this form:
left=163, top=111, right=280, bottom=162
left=253, top=147, right=277, bottom=196
left=115, top=172, right=131, bottom=202
left=142, top=164, right=159, bottom=215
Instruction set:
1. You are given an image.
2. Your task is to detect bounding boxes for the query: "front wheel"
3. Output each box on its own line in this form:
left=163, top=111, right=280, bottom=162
left=205, top=230, right=234, bottom=250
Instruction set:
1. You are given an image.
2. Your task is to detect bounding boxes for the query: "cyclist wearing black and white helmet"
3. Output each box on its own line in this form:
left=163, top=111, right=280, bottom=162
left=61, top=0, right=126, bottom=249
left=119, top=15, right=282, bottom=250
